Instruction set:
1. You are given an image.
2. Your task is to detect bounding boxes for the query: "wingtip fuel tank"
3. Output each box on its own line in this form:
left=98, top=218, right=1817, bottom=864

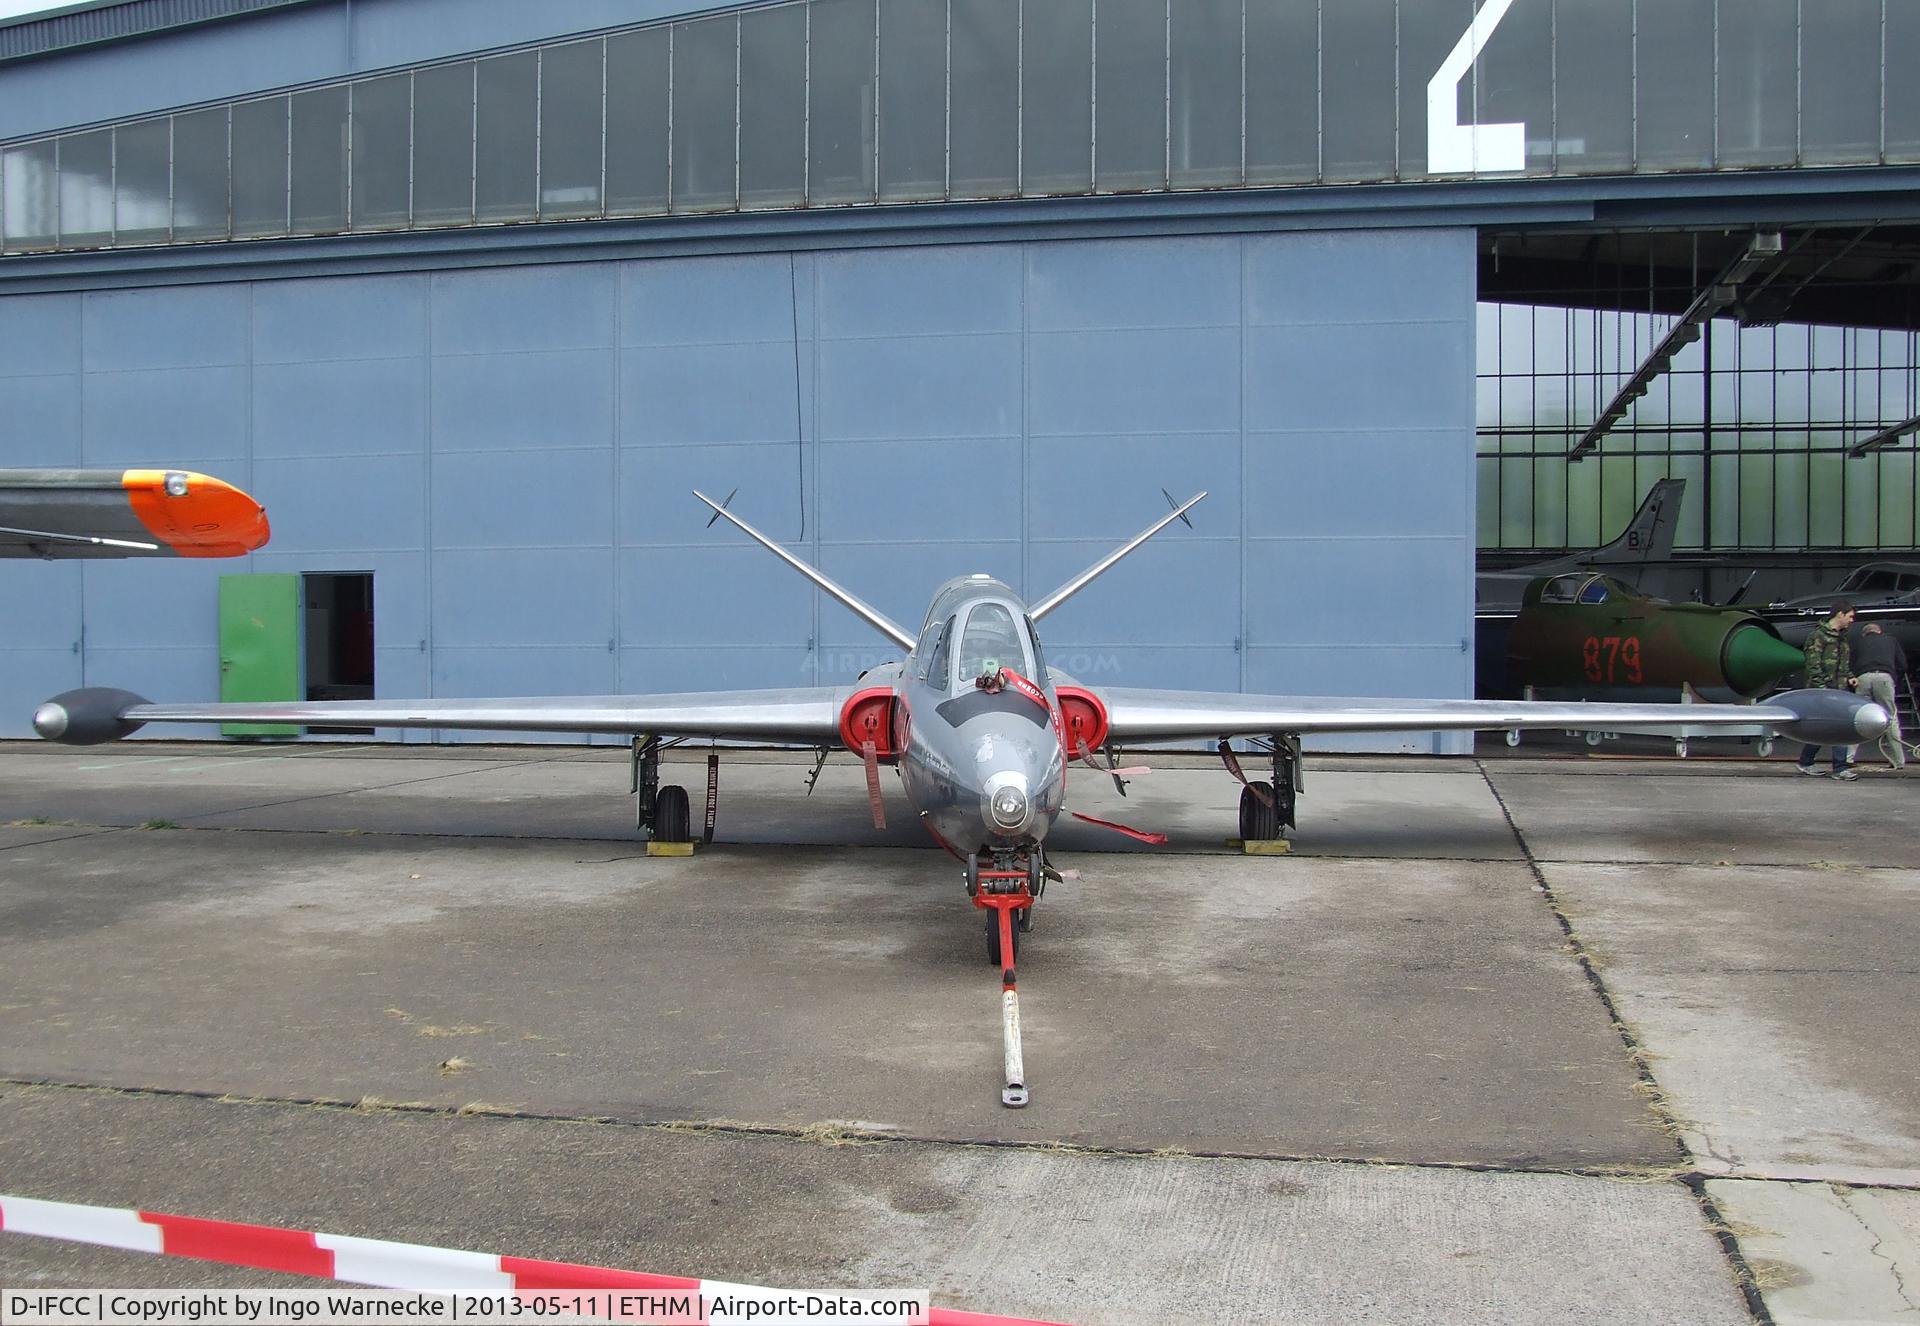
left=32, top=688, right=151, bottom=745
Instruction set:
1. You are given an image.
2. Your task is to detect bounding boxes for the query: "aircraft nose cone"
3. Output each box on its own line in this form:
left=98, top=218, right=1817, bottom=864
left=32, top=702, right=69, bottom=740
left=1723, top=626, right=1805, bottom=695
left=1856, top=702, right=1891, bottom=741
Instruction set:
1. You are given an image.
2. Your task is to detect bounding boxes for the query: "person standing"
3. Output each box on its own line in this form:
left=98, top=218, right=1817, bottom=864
left=1797, top=601, right=1858, bottom=779
left=1852, top=621, right=1909, bottom=770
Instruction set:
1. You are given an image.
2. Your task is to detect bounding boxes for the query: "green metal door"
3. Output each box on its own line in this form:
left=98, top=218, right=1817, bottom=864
left=219, top=573, right=300, bottom=737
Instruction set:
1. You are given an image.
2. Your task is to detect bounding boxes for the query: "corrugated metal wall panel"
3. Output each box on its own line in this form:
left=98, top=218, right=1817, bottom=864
left=0, top=227, right=1476, bottom=752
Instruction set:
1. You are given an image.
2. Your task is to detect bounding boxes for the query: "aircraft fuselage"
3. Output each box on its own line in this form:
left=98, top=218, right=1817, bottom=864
left=887, top=575, right=1069, bottom=858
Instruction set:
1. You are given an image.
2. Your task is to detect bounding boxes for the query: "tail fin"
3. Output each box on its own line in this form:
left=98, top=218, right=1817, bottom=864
left=694, top=491, right=916, bottom=650
left=1030, top=491, right=1205, bottom=622
left=1587, top=477, right=1684, bottom=568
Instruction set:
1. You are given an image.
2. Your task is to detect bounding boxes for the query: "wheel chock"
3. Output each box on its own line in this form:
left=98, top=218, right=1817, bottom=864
left=1227, top=838, right=1293, bottom=855
left=646, top=841, right=697, bottom=857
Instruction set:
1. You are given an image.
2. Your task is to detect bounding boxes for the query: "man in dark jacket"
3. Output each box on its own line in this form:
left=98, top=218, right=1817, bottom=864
left=1852, top=622, right=1909, bottom=770
left=1797, top=602, right=1858, bottom=779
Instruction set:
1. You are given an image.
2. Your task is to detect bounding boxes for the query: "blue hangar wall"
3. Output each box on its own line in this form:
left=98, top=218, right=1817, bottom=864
left=0, top=227, right=1477, bottom=750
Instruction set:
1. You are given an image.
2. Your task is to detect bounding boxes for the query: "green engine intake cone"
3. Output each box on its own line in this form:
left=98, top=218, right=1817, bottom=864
left=1723, top=626, right=1806, bottom=696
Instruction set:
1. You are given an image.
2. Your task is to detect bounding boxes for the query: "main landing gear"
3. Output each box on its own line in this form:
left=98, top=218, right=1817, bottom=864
left=631, top=735, right=696, bottom=843
left=1223, top=733, right=1301, bottom=841
left=965, top=847, right=1049, bottom=1108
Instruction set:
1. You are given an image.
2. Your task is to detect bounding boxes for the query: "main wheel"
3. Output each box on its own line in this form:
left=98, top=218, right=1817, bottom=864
left=1239, top=781, right=1280, bottom=841
left=653, top=784, right=691, bottom=842
left=984, top=909, right=1022, bottom=965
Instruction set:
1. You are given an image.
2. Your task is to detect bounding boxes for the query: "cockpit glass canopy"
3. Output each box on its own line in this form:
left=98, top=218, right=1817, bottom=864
left=954, top=601, right=1031, bottom=689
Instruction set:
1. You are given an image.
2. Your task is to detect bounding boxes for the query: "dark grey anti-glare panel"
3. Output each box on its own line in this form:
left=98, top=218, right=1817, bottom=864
left=878, top=0, right=947, bottom=202
left=411, top=60, right=473, bottom=225
left=1636, top=0, right=1714, bottom=170
left=605, top=27, right=669, bottom=215
left=170, top=106, right=227, bottom=242
left=289, top=84, right=347, bottom=234
left=1319, top=0, right=1394, bottom=181
left=1168, top=0, right=1239, bottom=188
left=230, top=95, right=288, bottom=238
left=474, top=52, right=536, bottom=222
left=539, top=40, right=605, bottom=219
left=1245, top=0, right=1317, bottom=184
left=349, top=73, right=410, bottom=230
left=1094, top=0, right=1166, bottom=194
left=1801, top=0, right=1881, bottom=165
left=2, top=140, right=58, bottom=251
left=1021, top=0, right=1092, bottom=195
left=57, top=129, right=113, bottom=247
left=739, top=4, right=806, bottom=209
left=1718, top=0, right=1797, bottom=167
left=949, top=0, right=1018, bottom=196
left=112, top=118, right=170, bottom=243
left=808, top=0, right=877, bottom=204
left=1554, top=0, right=1631, bottom=173
left=671, top=12, right=738, bottom=212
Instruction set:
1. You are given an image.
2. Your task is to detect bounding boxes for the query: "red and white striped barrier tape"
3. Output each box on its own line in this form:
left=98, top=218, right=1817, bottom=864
left=0, top=1193, right=1067, bottom=1326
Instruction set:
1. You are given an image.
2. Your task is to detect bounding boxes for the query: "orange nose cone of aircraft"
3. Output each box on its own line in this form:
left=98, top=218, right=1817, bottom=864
left=121, top=469, right=271, bottom=557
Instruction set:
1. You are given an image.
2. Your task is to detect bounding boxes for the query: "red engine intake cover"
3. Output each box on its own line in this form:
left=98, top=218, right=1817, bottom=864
left=1055, top=686, right=1109, bottom=758
left=838, top=687, right=898, bottom=761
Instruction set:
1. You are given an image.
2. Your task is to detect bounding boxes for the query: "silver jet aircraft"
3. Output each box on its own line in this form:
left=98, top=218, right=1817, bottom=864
left=32, top=491, right=1890, bottom=1107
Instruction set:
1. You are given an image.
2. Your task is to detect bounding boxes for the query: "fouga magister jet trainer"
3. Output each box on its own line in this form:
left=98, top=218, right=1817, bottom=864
left=32, top=490, right=1890, bottom=1107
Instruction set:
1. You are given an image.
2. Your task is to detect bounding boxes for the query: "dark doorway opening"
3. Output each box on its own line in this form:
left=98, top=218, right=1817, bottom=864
left=304, top=572, right=375, bottom=735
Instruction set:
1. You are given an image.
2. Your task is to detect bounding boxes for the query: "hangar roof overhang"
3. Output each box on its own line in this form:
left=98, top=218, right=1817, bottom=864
left=1480, top=222, right=1920, bottom=334
left=0, top=0, right=317, bottom=63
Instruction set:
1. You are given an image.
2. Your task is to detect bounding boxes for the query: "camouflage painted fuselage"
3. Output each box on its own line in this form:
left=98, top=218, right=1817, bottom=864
left=1508, top=574, right=1805, bottom=697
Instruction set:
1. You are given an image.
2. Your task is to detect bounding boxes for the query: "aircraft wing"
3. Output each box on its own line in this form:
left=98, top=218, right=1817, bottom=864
left=0, top=468, right=270, bottom=559
left=1093, top=686, right=1886, bottom=747
left=33, top=687, right=850, bottom=747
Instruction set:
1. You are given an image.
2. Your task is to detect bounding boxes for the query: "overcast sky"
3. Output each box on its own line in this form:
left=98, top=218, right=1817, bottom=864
left=0, top=1, right=63, bottom=20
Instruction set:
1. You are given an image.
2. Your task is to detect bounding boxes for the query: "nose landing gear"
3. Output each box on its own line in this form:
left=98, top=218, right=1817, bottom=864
left=965, top=848, right=1047, bottom=1108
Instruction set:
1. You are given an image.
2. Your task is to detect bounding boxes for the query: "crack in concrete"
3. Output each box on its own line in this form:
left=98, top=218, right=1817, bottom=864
left=1476, top=761, right=1777, bottom=1326
left=0, top=1073, right=1695, bottom=1180
left=1835, top=1186, right=1920, bottom=1316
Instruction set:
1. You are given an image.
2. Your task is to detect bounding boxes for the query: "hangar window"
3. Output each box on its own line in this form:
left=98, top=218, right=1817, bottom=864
left=57, top=129, right=112, bottom=248
left=740, top=5, right=808, bottom=208
left=949, top=0, right=1019, bottom=196
left=1020, top=0, right=1091, bottom=195
left=879, top=0, right=948, bottom=202
left=475, top=52, right=537, bottom=222
left=230, top=96, right=290, bottom=238
left=290, top=85, right=349, bottom=235
left=114, top=118, right=172, bottom=244
left=540, top=40, right=606, bottom=220
left=672, top=14, right=740, bottom=212
left=171, top=107, right=229, bottom=242
left=413, top=61, right=476, bottom=225
left=351, top=74, right=412, bottom=231
left=808, top=0, right=878, bottom=205
left=606, top=28, right=670, bottom=215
